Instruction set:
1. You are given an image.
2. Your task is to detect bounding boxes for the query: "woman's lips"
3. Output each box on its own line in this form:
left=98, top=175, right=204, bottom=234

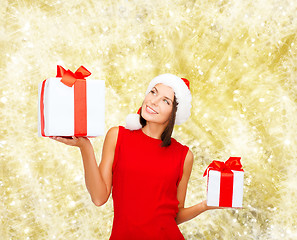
left=146, top=105, right=158, bottom=114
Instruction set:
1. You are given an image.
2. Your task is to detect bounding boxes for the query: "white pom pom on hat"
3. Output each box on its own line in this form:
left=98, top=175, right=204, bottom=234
left=125, top=112, right=142, bottom=131
left=125, top=73, right=192, bottom=130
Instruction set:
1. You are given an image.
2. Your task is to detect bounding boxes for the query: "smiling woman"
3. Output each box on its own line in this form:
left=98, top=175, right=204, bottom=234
left=142, top=84, right=175, bottom=124
left=140, top=83, right=178, bottom=147
left=126, top=74, right=191, bottom=148
left=51, top=73, right=220, bottom=239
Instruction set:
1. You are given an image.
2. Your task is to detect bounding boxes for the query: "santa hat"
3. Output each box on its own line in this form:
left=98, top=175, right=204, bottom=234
left=125, top=73, right=192, bottom=130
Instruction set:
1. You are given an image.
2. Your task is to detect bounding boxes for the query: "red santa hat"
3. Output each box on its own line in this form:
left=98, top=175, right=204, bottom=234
left=125, top=73, right=192, bottom=130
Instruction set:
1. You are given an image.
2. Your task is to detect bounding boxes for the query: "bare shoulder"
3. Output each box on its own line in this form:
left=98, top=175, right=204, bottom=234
left=107, top=126, right=119, bottom=137
left=185, top=149, right=193, bottom=160
left=184, top=149, right=194, bottom=169
left=104, top=126, right=120, bottom=146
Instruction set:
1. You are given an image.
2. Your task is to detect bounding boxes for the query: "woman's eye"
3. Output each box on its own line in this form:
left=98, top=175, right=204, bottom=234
left=150, top=90, right=156, bottom=95
left=164, top=99, right=169, bottom=105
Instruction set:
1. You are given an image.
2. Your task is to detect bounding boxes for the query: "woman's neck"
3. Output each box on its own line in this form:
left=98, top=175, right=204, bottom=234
left=142, top=123, right=166, bottom=140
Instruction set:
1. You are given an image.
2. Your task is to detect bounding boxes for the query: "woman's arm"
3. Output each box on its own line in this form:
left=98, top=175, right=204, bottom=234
left=50, top=126, right=119, bottom=206
left=175, top=150, right=218, bottom=225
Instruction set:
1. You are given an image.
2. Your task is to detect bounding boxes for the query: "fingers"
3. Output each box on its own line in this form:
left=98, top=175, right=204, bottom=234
left=49, top=136, right=64, bottom=143
left=50, top=136, right=75, bottom=145
left=49, top=136, right=88, bottom=148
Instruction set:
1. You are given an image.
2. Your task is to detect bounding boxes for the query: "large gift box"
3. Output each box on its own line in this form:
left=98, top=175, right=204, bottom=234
left=203, top=157, right=244, bottom=208
left=38, top=65, right=105, bottom=137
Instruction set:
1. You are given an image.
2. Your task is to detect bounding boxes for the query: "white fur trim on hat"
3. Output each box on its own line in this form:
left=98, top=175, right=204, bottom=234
left=125, top=73, right=192, bottom=130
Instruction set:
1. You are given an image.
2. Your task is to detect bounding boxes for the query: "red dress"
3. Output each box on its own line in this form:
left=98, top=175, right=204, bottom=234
left=110, top=126, right=189, bottom=240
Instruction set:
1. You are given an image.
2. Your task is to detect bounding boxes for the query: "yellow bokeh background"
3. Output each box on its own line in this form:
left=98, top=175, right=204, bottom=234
left=1, top=0, right=297, bottom=239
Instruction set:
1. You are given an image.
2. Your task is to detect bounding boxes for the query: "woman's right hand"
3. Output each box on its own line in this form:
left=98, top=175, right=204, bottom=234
left=50, top=136, right=90, bottom=149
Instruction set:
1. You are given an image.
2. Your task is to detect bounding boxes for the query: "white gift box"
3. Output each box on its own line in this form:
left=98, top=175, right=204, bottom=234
left=206, top=170, right=244, bottom=208
left=38, top=77, right=105, bottom=137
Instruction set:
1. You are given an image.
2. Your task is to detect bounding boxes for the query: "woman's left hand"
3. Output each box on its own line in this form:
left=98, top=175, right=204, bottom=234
left=202, top=200, right=242, bottom=210
left=202, top=200, right=226, bottom=210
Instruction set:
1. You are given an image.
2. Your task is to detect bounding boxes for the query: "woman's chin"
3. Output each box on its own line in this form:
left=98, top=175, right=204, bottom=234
left=142, top=114, right=156, bottom=122
left=143, top=115, right=169, bottom=126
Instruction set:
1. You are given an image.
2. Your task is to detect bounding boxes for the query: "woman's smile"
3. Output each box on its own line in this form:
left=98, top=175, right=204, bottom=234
left=146, top=105, right=158, bottom=114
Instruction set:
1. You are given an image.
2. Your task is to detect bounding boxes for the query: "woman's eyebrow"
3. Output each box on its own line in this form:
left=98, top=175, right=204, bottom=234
left=164, top=96, right=173, bottom=103
left=154, top=86, right=173, bottom=103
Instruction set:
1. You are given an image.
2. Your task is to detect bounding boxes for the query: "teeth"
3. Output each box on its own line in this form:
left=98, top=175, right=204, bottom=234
left=147, top=106, right=157, bottom=114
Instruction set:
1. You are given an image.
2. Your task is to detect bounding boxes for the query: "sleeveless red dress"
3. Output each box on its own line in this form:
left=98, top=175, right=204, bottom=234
left=110, top=126, right=189, bottom=240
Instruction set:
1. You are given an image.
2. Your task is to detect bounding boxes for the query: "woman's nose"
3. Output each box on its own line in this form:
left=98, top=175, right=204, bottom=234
left=151, top=96, right=160, bottom=105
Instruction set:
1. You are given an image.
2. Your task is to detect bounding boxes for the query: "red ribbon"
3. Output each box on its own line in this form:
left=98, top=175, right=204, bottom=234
left=40, top=65, right=91, bottom=137
left=203, top=157, right=243, bottom=207
left=40, top=79, right=47, bottom=137
left=203, top=157, right=243, bottom=177
left=56, top=65, right=91, bottom=87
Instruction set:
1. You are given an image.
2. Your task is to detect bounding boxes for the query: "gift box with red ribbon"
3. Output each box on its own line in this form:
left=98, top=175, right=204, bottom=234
left=38, top=65, right=105, bottom=137
left=203, top=157, right=244, bottom=208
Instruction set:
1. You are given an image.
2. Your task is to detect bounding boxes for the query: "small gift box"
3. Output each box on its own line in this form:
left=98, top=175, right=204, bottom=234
left=38, top=65, right=105, bottom=137
left=203, top=157, right=244, bottom=208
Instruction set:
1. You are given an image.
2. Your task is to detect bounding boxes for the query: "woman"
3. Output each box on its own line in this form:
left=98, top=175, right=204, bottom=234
left=51, top=74, right=217, bottom=239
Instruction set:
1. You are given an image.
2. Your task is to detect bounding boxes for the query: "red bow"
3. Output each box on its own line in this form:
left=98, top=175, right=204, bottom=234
left=56, top=65, right=91, bottom=87
left=203, top=157, right=243, bottom=177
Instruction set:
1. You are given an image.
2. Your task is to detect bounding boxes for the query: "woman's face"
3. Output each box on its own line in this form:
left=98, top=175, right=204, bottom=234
left=141, top=83, right=175, bottom=125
